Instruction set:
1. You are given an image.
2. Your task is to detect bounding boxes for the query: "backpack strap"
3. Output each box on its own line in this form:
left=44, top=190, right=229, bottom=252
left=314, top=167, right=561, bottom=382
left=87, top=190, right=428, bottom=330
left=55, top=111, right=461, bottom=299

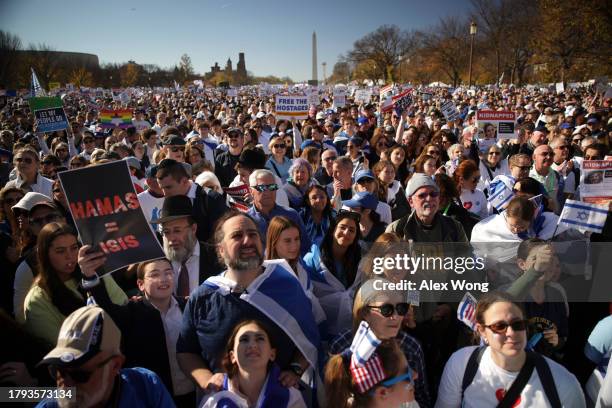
left=461, top=346, right=487, bottom=401
left=532, top=352, right=562, bottom=408
left=497, top=352, right=536, bottom=408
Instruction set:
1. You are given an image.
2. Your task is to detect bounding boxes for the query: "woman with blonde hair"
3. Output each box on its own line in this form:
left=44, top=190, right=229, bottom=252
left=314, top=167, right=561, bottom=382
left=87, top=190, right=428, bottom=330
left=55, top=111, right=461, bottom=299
left=328, top=278, right=430, bottom=407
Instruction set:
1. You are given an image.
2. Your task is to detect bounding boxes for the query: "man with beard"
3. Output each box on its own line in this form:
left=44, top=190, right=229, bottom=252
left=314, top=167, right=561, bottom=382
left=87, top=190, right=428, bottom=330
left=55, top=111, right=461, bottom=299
left=36, top=305, right=173, bottom=408
left=153, top=195, right=216, bottom=297
left=176, top=211, right=320, bottom=399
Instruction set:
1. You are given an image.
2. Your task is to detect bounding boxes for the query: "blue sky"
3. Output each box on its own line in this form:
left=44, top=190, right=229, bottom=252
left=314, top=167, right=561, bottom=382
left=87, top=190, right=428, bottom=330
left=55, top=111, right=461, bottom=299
left=1, top=0, right=471, bottom=81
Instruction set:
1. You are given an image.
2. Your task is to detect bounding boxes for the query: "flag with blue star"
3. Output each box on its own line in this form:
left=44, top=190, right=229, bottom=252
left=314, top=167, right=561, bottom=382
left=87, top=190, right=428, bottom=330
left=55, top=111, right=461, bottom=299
left=558, top=199, right=609, bottom=233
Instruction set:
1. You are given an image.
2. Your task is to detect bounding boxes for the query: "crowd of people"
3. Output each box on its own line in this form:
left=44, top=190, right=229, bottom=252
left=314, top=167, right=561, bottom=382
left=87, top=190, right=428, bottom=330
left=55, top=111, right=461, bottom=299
left=0, top=83, right=611, bottom=407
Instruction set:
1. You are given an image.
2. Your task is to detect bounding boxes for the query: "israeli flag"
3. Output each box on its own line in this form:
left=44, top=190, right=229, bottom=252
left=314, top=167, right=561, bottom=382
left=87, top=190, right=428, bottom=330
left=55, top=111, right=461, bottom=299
left=30, top=68, right=47, bottom=97
left=350, top=321, right=381, bottom=366
left=558, top=199, right=609, bottom=234
left=487, top=175, right=515, bottom=212
left=204, top=259, right=320, bottom=370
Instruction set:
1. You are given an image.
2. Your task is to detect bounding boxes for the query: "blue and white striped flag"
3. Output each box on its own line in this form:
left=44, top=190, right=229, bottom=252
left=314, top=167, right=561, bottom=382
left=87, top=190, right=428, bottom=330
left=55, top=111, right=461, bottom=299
left=350, top=321, right=381, bottom=366
left=487, top=175, right=515, bottom=212
left=457, top=291, right=477, bottom=330
left=30, top=68, right=47, bottom=97
left=558, top=199, right=609, bottom=233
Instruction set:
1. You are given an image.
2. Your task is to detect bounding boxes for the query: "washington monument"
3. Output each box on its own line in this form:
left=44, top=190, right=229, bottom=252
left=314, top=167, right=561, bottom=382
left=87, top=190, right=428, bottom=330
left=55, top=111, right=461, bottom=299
left=312, top=31, right=318, bottom=84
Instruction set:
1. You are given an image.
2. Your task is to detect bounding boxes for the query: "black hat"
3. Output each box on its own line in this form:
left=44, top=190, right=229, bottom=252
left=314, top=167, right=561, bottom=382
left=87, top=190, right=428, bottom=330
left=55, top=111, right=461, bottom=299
left=534, top=124, right=549, bottom=133
left=162, top=134, right=186, bottom=146
left=151, top=195, right=193, bottom=224
left=238, top=148, right=266, bottom=170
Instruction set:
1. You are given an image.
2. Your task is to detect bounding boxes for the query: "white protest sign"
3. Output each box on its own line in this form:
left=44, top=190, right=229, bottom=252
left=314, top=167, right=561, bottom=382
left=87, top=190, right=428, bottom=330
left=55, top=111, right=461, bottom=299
left=227, top=88, right=238, bottom=97
left=274, top=95, right=309, bottom=120
left=556, top=82, right=565, bottom=94
left=440, top=100, right=461, bottom=122
left=580, top=160, right=612, bottom=205
left=476, top=110, right=517, bottom=143
left=333, top=89, right=346, bottom=108
left=354, top=89, right=371, bottom=103
left=307, top=93, right=320, bottom=106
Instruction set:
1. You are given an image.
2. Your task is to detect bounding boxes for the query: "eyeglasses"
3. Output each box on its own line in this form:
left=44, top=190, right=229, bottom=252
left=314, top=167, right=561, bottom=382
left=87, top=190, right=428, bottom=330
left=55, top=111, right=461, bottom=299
left=323, top=156, right=337, bottom=162
left=49, top=355, right=116, bottom=384
left=367, top=302, right=410, bottom=317
left=273, top=144, right=286, bottom=149
left=30, top=213, right=62, bottom=226
left=488, top=151, right=501, bottom=156
left=483, top=319, right=528, bottom=334
left=170, top=146, right=184, bottom=152
left=15, top=157, right=34, bottom=164
left=252, top=183, right=279, bottom=192
left=416, top=191, right=439, bottom=200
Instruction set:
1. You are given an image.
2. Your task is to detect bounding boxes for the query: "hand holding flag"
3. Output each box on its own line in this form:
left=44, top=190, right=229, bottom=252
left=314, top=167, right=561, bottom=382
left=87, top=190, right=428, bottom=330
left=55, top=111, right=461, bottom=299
left=558, top=199, right=609, bottom=234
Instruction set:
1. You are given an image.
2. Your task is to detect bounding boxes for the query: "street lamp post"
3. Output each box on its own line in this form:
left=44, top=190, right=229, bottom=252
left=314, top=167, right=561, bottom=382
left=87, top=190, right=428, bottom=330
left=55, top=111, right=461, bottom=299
left=468, top=21, right=477, bottom=87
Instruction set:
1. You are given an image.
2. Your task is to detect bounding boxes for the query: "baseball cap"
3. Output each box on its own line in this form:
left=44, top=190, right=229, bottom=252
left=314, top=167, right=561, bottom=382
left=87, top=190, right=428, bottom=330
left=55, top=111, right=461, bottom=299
left=12, top=192, right=55, bottom=213
left=316, top=111, right=326, bottom=120
left=559, top=123, right=573, bottom=129
left=39, top=306, right=121, bottom=367
left=300, top=140, right=320, bottom=150
left=342, top=191, right=378, bottom=210
left=162, top=135, right=186, bottom=146
left=406, top=173, right=440, bottom=197
left=354, top=169, right=375, bottom=183
left=357, top=117, right=369, bottom=126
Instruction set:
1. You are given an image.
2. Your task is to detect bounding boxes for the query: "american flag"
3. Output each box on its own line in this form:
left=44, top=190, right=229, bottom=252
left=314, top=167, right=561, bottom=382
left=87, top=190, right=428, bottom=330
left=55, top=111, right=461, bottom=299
left=380, top=84, right=395, bottom=112
left=457, top=291, right=478, bottom=330
left=30, top=68, right=47, bottom=97
left=350, top=354, right=386, bottom=393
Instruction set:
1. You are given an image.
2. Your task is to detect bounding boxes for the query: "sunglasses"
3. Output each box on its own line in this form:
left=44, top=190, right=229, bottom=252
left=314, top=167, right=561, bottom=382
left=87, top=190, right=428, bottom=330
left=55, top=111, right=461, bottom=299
left=323, top=156, right=337, bottom=162
left=380, top=370, right=413, bottom=388
left=488, top=151, right=501, bottom=155
left=273, top=144, right=286, bottom=149
left=48, top=355, right=115, bottom=384
left=367, top=302, right=410, bottom=317
left=15, top=157, right=34, bottom=164
left=30, top=213, right=62, bottom=226
left=483, top=319, right=528, bottom=334
left=170, top=146, right=184, bottom=152
left=252, top=183, right=279, bottom=192
left=416, top=191, right=439, bottom=200
left=427, top=150, right=439, bottom=155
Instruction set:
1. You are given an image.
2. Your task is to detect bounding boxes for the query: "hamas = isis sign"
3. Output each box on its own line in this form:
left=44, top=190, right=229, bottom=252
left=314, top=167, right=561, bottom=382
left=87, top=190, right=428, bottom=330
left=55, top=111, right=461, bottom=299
left=58, top=161, right=165, bottom=275
left=28, top=97, right=68, bottom=132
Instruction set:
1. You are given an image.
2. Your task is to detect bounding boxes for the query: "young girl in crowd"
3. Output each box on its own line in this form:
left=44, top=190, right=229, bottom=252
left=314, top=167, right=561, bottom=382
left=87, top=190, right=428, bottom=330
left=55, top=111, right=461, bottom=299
left=304, top=211, right=363, bottom=337
left=454, top=159, right=488, bottom=220
left=203, top=319, right=307, bottom=408
left=299, top=184, right=336, bottom=247
left=373, top=160, right=410, bottom=220
left=23, top=223, right=126, bottom=348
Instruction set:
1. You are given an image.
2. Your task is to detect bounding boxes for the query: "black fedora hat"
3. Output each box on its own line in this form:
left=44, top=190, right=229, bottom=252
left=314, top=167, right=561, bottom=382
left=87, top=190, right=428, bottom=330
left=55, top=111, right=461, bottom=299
left=151, top=195, right=193, bottom=224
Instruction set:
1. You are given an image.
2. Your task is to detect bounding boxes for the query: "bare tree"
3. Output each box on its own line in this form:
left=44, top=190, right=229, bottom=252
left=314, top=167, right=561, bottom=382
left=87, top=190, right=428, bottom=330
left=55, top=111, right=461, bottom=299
left=179, top=54, right=194, bottom=84
left=419, top=16, right=470, bottom=87
left=347, top=25, right=410, bottom=82
left=0, top=31, right=22, bottom=88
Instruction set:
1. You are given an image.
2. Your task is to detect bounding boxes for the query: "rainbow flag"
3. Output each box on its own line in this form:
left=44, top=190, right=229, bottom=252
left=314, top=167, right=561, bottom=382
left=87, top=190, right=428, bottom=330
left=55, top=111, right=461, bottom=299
left=99, top=109, right=133, bottom=129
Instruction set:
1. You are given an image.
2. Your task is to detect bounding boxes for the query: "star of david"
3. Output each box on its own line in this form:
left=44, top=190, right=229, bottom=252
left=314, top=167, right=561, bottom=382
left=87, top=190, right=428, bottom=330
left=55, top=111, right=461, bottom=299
left=576, top=211, right=588, bottom=221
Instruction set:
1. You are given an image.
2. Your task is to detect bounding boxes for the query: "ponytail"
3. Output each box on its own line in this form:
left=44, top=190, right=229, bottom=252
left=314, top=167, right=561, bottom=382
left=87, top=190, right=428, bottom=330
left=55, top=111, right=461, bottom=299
left=325, top=354, right=355, bottom=408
